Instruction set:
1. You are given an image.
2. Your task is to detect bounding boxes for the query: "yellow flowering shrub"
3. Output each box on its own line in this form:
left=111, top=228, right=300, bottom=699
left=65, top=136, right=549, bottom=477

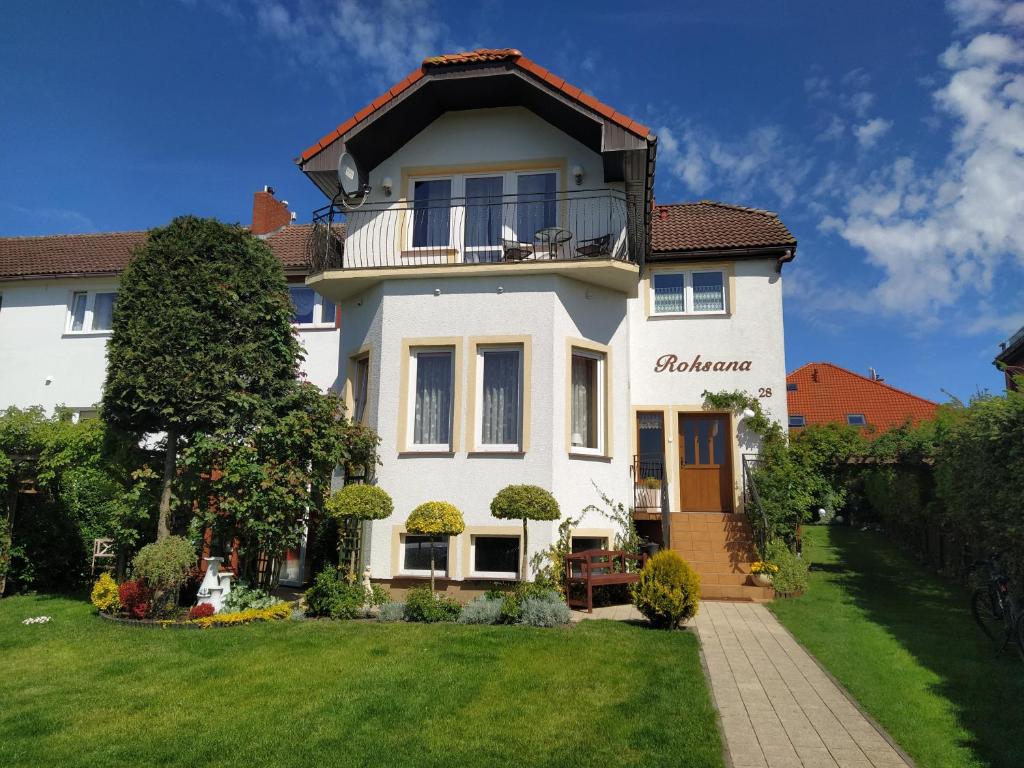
left=185, top=601, right=292, bottom=628
left=90, top=573, right=121, bottom=614
left=406, top=501, right=465, bottom=536
left=749, top=561, right=779, bottom=575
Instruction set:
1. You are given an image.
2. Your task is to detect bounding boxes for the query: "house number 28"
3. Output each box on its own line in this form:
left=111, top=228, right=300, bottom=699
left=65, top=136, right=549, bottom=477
left=757, top=387, right=773, bottom=398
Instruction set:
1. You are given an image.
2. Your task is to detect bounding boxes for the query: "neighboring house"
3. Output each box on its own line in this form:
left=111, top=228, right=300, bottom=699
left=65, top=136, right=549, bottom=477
left=994, top=325, right=1024, bottom=391
left=296, top=48, right=796, bottom=600
left=0, top=188, right=343, bottom=421
left=786, top=362, right=938, bottom=434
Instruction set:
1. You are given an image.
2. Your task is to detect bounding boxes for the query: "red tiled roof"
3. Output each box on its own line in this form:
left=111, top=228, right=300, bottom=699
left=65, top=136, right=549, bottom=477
left=786, top=362, right=939, bottom=434
left=299, top=48, right=651, bottom=163
left=651, top=201, right=797, bottom=254
left=0, top=224, right=331, bottom=280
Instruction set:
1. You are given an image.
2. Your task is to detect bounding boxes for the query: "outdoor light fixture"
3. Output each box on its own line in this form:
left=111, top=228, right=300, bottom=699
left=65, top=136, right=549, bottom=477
left=572, top=165, right=584, bottom=185
left=741, top=407, right=757, bottom=420
left=381, top=177, right=393, bottom=197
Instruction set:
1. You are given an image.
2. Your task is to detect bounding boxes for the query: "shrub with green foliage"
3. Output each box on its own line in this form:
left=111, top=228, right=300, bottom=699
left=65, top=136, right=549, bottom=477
left=221, top=582, right=283, bottom=614
left=406, top=501, right=464, bottom=591
left=403, top=585, right=461, bottom=623
left=377, top=601, right=406, bottom=622
left=632, top=550, right=701, bottom=629
left=765, top=539, right=809, bottom=594
left=490, top=485, right=560, bottom=580
left=485, top=582, right=560, bottom=624
left=304, top=568, right=372, bottom=619
left=326, top=484, right=393, bottom=577
left=132, top=536, right=195, bottom=590
left=458, top=596, right=504, bottom=625
left=519, top=593, right=572, bottom=627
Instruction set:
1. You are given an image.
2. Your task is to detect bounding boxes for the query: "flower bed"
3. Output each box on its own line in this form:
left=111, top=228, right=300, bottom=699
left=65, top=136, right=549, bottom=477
left=98, top=602, right=294, bottom=629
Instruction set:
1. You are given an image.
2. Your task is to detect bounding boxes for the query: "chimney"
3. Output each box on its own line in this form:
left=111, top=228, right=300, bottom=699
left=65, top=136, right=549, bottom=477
left=251, top=186, right=292, bottom=236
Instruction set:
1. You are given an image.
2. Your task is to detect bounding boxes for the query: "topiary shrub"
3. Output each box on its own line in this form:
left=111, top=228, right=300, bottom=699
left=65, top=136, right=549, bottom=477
left=188, top=603, right=215, bottom=619
left=403, top=585, right=461, bottom=623
left=326, top=484, right=394, bottom=576
left=118, top=579, right=152, bottom=619
left=406, top=501, right=465, bottom=591
left=632, top=550, right=701, bottom=629
left=519, top=593, right=572, bottom=627
left=490, top=485, right=560, bottom=580
left=304, top=568, right=369, bottom=619
left=765, top=539, right=810, bottom=595
left=90, top=573, right=121, bottom=614
left=377, top=602, right=406, bottom=622
left=458, top=596, right=504, bottom=625
left=221, top=582, right=283, bottom=614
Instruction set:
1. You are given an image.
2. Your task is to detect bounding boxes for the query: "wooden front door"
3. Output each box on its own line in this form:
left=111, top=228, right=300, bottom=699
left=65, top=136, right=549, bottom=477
left=678, top=414, right=733, bottom=513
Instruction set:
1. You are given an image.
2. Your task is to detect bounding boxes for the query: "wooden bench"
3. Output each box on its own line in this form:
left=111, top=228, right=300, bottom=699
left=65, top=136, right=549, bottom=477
left=564, top=549, right=647, bottom=613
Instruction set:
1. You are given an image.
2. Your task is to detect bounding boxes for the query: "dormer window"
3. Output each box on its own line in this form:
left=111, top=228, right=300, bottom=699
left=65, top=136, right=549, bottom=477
left=847, top=414, right=867, bottom=426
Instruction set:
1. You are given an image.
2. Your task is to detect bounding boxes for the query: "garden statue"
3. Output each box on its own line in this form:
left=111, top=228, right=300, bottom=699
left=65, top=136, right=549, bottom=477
left=196, top=557, right=233, bottom=613
left=362, top=564, right=372, bottom=599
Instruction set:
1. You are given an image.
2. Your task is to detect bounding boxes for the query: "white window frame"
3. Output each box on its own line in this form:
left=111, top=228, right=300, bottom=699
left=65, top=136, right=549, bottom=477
left=469, top=534, right=521, bottom=580
left=650, top=269, right=727, bottom=316
left=407, top=345, right=456, bottom=452
left=289, top=285, right=336, bottom=329
left=405, top=169, right=561, bottom=255
left=400, top=533, right=449, bottom=578
left=474, top=344, right=523, bottom=452
left=570, top=348, right=606, bottom=456
left=65, top=289, right=117, bottom=335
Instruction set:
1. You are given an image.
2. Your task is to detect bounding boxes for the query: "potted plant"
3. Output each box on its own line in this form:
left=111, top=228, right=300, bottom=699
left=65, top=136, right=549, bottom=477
left=636, top=476, right=662, bottom=514
left=749, top=560, right=778, bottom=587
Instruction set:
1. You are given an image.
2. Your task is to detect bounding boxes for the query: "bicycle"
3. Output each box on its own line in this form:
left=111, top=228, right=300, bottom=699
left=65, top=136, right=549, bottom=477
left=970, top=553, right=1024, bottom=661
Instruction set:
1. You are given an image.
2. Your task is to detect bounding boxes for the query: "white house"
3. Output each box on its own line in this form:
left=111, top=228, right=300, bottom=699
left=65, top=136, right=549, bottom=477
left=296, top=49, right=795, bottom=600
left=0, top=48, right=795, bottom=600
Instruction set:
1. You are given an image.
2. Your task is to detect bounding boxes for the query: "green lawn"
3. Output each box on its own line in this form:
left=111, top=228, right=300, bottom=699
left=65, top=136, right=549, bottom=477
left=771, top=525, right=1024, bottom=768
left=0, top=594, right=722, bottom=768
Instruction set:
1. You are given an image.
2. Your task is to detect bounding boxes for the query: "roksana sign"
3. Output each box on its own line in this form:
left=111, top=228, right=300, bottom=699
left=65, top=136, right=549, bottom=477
left=654, top=354, right=752, bottom=373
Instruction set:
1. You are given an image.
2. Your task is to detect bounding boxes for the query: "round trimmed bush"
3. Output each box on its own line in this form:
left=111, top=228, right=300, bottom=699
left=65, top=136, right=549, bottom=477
left=406, top=501, right=465, bottom=591
left=489, top=485, right=559, bottom=580
left=458, top=596, right=504, bottom=625
left=326, top=484, right=393, bottom=521
left=632, top=550, right=701, bottom=629
left=132, top=536, right=196, bottom=592
left=90, top=572, right=121, bottom=614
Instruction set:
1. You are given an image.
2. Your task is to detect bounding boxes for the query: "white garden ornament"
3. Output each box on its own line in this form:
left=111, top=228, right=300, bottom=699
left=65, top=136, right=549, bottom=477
left=195, top=556, right=233, bottom=613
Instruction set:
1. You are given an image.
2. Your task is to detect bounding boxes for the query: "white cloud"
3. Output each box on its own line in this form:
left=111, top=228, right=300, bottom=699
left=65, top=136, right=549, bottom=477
left=854, top=117, right=893, bottom=147
left=657, top=124, right=812, bottom=207
left=197, top=0, right=457, bottom=86
left=825, top=11, right=1024, bottom=318
left=846, top=91, right=876, bottom=117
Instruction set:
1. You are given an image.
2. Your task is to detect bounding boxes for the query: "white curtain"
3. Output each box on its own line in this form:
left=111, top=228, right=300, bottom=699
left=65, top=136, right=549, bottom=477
left=92, top=293, right=116, bottom=331
left=481, top=350, right=519, bottom=445
left=414, top=352, right=452, bottom=445
left=693, top=272, right=724, bottom=312
left=571, top=356, right=593, bottom=447
left=70, top=292, right=87, bottom=331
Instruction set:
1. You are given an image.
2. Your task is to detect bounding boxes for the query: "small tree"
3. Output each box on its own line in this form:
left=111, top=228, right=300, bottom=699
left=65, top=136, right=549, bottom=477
left=326, top=484, right=393, bottom=577
left=103, top=216, right=301, bottom=541
left=490, top=485, right=560, bottom=581
left=406, top=501, right=464, bottom=592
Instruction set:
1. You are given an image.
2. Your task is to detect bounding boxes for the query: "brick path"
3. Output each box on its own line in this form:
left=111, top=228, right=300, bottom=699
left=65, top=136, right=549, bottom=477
left=696, top=602, right=912, bottom=768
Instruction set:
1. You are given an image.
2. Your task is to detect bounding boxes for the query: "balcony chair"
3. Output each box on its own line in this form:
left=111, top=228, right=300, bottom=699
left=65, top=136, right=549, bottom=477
left=502, top=239, right=534, bottom=262
left=575, top=234, right=612, bottom=259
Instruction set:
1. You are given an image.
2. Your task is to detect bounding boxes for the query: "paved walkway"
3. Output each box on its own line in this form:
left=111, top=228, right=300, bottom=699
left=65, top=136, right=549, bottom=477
left=696, top=602, right=912, bottom=768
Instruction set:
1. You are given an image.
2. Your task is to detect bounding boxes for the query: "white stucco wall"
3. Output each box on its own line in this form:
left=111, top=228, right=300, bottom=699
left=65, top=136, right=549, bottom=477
left=0, top=277, right=342, bottom=414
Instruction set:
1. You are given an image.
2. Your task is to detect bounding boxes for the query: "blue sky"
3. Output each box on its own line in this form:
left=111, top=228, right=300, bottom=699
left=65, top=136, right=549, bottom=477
left=2, top=0, right=1022, bottom=402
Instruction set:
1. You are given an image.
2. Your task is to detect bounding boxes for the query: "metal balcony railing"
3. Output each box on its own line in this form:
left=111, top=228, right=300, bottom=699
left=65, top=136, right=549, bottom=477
left=305, top=189, right=632, bottom=274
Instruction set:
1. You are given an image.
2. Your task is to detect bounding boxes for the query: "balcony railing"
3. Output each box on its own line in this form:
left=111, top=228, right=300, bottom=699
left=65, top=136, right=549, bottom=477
left=306, top=189, right=631, bottom=274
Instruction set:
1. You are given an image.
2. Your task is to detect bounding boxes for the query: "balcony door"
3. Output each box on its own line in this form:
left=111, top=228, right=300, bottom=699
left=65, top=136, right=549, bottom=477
left=678, top=413, right=733, bottom=513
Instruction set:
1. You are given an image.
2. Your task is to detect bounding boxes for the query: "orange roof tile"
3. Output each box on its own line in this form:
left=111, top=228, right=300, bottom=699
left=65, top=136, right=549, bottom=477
left=786, top=362, right=939, bottom=434
left=298, top=48, right=652, bottom=163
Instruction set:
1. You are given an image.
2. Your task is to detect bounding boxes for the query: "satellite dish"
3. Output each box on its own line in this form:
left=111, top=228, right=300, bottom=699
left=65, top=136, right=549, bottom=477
left=337, top=151, right=369, bottom=209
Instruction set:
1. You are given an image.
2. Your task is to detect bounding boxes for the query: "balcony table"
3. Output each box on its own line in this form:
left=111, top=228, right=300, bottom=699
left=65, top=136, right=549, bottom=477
left=534, top=227, right=572, bottom=260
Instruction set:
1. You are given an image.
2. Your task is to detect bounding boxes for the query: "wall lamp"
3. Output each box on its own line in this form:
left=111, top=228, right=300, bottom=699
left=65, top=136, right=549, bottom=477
left=572, top=165, right=584, bottom=186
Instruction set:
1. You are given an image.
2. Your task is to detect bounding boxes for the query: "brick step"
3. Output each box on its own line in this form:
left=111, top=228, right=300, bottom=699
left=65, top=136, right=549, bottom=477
left=701, top=583, right=773, bottom=602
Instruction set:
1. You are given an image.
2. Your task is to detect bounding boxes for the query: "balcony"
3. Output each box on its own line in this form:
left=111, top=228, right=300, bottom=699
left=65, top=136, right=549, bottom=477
left=304, top=189, right=640, bottom=300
